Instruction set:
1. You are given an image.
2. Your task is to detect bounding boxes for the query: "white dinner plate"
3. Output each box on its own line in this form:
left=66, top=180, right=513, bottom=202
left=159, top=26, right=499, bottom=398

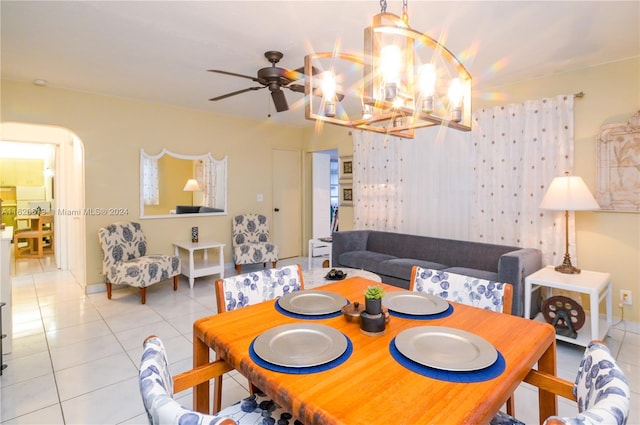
left=253, top=323, right=348, bottom=367
left=382, top=292, right=449, bottom=315
left=395, top=326, right=498, bottom=371
left=278, top=290, right=348, bottom=315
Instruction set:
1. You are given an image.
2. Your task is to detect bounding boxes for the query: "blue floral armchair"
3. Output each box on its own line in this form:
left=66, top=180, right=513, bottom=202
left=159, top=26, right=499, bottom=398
left=231, top=214, right=278, bottom=273
left=98, top=222, right=181, bottom=304
left=139, top=335, right=301, bottom=425
left=491, top=340, right=630, bottom=425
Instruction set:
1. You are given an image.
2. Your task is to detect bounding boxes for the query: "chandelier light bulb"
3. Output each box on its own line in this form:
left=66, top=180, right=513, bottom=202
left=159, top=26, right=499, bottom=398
left=380, top=45, right=402, bottom=100
left=448, top=78, right=464, bottom=122
left=419, top=63, right=436, bottom=112
left=321, top=71, right=337, bottom=117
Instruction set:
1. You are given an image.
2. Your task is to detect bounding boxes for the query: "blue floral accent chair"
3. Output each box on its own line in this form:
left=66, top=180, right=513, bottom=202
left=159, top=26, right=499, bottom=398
left=98, top=222, right=181, bottom=304
left=139, top=336, right=302, bottom=425
left=490, top=340, right=630, bottom=425
left=409, top=266, right=513, bottom=314
left=215, top=264, right=304, bottom=313
left=231, top=213, right=279, bottom=273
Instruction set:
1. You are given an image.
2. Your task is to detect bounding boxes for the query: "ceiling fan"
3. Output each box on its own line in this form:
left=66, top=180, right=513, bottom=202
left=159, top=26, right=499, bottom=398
left=208, top=51, right=308, bottom=113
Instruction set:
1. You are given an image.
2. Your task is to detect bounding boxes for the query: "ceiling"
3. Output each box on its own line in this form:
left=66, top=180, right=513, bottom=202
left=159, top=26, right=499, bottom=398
left=2, top=1, right=638, bottom=128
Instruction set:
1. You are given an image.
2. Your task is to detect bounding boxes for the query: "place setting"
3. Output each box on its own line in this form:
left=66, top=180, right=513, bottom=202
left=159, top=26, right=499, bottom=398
left=275, top=289, right=350, bottom=319
left=381, top=292, right=454, bottom=320
left=249, top=323, right=353, bottom=374
left=389, top=325, right=505, bottom=383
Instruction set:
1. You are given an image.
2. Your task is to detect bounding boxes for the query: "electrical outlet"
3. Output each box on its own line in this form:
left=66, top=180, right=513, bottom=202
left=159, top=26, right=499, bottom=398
left=620, top=290, right=632, bottom=305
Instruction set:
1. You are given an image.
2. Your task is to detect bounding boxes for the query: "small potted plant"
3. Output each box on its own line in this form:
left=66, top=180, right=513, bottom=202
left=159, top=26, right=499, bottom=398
left=364, top=285, right=385, bottom=314
left=361, top=285, right=386, bottom=335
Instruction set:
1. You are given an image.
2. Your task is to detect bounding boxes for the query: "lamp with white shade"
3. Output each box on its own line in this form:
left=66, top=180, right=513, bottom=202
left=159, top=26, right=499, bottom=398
left=539, top=172, right=599, bottom=274
left=183, top=178, right=201, bottom=206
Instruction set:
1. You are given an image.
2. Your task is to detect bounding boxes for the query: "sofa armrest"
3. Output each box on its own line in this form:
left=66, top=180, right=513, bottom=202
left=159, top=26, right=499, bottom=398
left=498, top=248, right=542, bottom=317
left=331, top=230, right=371, bottom=267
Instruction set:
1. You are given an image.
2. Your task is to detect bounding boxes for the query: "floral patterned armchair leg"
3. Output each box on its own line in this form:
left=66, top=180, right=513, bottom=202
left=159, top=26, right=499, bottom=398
left=490, top=340, right=630, bottom=425
left=98, top=222, right=181, bottom=304
left=231, top=213, right=279, bottom=274
left=139, top=336, right=303, bottom=425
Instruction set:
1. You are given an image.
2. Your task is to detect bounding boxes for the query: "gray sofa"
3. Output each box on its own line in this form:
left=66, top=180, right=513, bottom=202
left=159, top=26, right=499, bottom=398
left=332, top=230, right=542, bottom=317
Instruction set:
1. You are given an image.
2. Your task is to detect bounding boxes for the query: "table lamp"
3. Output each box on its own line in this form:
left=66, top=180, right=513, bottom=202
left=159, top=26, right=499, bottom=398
left=183, top=178, right=201, bottom=206
left=539, top=172, right=599, bottom=274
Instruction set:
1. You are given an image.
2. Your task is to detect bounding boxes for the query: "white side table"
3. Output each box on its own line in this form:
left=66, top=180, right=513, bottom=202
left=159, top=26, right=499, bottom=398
left=524, top=266, right=612, bottom=347
left=308, top=238, right=332, bottom=269
left=173, top=241, right=225, bottom=288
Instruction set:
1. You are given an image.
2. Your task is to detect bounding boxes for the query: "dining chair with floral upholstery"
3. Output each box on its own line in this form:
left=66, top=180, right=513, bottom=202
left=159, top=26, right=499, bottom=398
left=139, top=335, right=302, bottom=425
left=213, top=264, right=304, bottom=412
left=98, top=221, right=181, bottom=304
left=491, top=340, right=630, bottom=425
left=410, top=266, right=516, bottom=414
left=231, top=213, right=279, bottom=273
left=409, top=266, right=513, bottom=314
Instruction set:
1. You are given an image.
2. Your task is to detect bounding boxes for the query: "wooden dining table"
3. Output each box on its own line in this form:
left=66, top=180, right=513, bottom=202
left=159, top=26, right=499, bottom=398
left=193, top=277, right=557, bottom=425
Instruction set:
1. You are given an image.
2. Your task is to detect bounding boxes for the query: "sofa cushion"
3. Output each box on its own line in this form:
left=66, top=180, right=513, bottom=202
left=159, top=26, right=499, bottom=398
left=339, top=251, right=397, bottom=273
left=380, top=258, right=448, bottom=280
left=443, top=267, right=499, bottom=282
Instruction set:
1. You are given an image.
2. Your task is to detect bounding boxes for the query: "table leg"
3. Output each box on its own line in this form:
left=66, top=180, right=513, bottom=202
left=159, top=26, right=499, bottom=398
left=524, top=281, right=532, bottom=320
left=193, top=333, right=210, bottom=414
left=308, top=239, right=313, bottom=269
left=537, top=339, right=558, bottom=423
left=589, top=288, right=599, bottom=341
left=218, top=246, right=224, bottom=279
left=189, top=249, right=195, bottom=289
left=605, top=281, right=613, bottom=337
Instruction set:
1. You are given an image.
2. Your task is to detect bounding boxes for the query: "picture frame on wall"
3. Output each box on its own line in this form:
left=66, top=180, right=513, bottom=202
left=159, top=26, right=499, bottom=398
left=340, top=181, right=353, bottom=206
left=339, top=156, right=353, bottom=180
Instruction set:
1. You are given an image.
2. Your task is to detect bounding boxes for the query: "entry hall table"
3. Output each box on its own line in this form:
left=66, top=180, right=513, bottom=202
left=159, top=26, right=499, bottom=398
left=193, top=277, right=558, bottom=425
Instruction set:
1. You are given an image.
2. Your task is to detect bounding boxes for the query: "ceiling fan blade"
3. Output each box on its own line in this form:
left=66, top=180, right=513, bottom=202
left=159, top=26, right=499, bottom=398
left=209, top=86, right=264, bottom=101
left=287, top=84, right=305, bottom=93
left=208, top=69, right=261, bottom=83
left=287, top=84, right=345, bottom=102
left=271, top=89, right=289, bottom=112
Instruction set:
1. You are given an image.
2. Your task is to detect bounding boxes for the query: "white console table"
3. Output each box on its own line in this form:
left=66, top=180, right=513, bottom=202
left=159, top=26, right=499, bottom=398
left=525, top=266, right=612, bottom=347
left=1, top=226, right=13, bottom=354
left=173, top=240, right=225, bottom=288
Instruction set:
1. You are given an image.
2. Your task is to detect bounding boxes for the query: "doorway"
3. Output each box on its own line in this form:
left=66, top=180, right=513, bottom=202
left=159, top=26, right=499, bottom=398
left=1, top=122, right=86, bottom=286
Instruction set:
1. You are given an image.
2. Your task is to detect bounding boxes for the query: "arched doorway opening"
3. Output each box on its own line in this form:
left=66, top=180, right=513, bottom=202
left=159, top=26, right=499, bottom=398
left=1, top=122, right=86, bottom=286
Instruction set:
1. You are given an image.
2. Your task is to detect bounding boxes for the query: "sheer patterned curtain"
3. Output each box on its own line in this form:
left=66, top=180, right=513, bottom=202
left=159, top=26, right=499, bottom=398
left=353, top=131, right=406, bottom=231
left=353, top=127, right=473, bottom=239
left=195, top=159, right=215, bottom=207
left=142, top=156, right=159, bottom=205
left=470, top=95, right=574, bottom=266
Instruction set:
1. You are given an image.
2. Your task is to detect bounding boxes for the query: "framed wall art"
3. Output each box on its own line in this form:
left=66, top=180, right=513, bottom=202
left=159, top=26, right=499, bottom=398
left=339, top=156, right=353, bottom=180
left=340, top=181, right=353, bottom=206
left=596, top=111, right=640, bottom=212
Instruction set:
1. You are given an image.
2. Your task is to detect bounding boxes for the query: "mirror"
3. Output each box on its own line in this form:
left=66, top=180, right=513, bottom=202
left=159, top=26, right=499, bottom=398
left=140, top=149, right=227, bottom=218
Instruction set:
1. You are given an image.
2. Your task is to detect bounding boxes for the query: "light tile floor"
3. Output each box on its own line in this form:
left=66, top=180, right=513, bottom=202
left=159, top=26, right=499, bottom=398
left=1, top=254, right=638, bottom=424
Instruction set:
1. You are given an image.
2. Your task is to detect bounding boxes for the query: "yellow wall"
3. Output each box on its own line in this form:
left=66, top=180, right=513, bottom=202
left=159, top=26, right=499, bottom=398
left=144, top=155, right=193, bottom=215
left=1, top=79, right=304, bottom=290
left=475, top=57, right=640, bottom=322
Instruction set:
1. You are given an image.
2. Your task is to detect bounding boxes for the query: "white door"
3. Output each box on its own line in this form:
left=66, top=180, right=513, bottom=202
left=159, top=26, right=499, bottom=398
left=272, top=149, right=301, bottom=258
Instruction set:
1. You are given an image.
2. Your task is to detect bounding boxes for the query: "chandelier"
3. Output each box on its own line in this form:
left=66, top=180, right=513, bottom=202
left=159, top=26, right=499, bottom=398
left=304, top=0, right=472, bottom=139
